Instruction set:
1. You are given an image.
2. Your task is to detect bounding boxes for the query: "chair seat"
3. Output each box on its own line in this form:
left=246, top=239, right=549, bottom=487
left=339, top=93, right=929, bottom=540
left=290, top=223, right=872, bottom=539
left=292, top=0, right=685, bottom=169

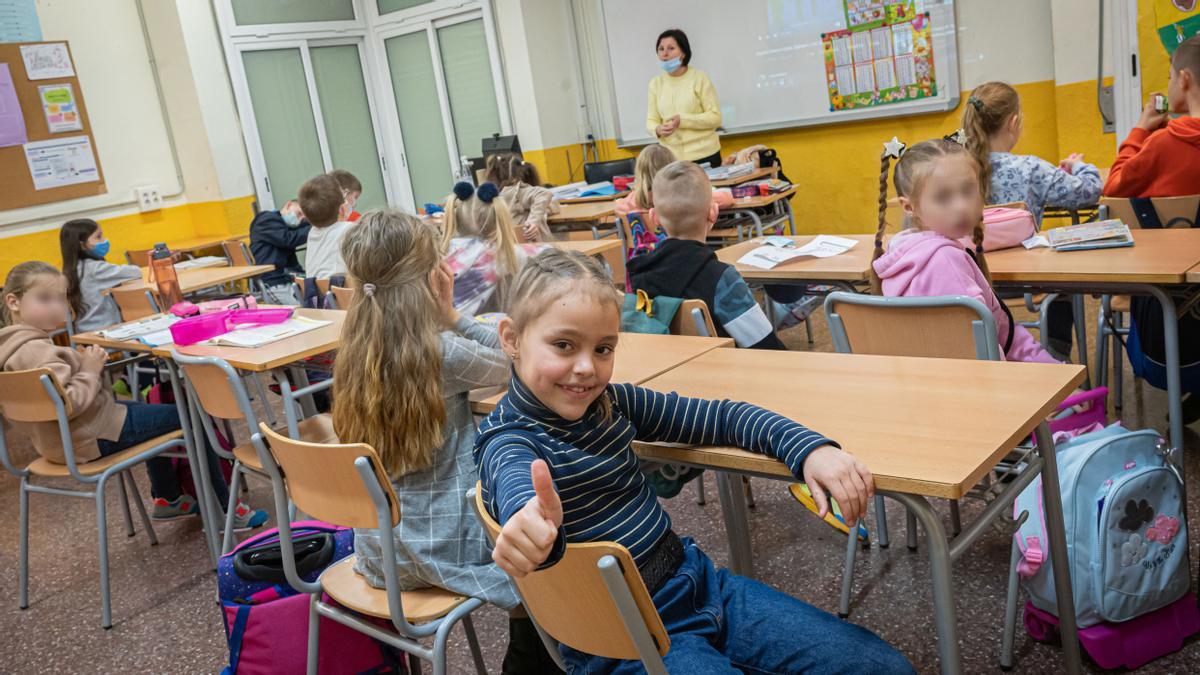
left=1110, top=295, right=1131, bottom=313
left=320, top=556, right=470, bottom=623
left=232, top=413, right=337, bottom=471
left=27, top=430, right=184, bottom=477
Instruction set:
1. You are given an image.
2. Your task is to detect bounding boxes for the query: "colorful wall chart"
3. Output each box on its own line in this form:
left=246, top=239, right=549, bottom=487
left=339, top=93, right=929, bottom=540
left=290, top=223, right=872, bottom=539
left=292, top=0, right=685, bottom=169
left=823, top=1, right=935, bottom=112
left=1156, top=0, right=1200, bottom=54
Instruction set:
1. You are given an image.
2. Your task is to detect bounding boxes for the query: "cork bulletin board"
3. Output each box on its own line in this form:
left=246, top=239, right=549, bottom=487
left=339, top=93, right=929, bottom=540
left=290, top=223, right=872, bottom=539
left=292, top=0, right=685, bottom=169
left=0, top=40, right=106, bottom=209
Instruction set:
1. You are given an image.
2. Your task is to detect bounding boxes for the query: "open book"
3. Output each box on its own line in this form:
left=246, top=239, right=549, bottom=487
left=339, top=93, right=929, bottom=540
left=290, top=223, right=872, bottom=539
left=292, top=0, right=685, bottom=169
left=1046, top=219, right=1134, bottom=251
left=200, top=315, right=330, bottom=348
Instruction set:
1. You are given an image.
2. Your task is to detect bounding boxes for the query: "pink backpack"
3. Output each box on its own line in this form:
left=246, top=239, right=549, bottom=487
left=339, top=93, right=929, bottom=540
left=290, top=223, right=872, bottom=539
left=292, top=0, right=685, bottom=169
left=958, top=206, right=1037, bottom=252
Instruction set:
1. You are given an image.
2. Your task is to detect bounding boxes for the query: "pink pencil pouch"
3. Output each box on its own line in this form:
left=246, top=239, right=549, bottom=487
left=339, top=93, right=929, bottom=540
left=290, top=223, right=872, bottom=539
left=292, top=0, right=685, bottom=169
left=169, top=308, right=293, bottom=346
left=170, top=296, right=257, bottom=318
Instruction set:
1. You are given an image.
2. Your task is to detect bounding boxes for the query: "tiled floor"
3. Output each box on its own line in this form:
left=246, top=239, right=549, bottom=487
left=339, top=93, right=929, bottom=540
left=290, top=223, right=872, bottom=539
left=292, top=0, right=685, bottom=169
left=0, top=299, right=1197, bottom=674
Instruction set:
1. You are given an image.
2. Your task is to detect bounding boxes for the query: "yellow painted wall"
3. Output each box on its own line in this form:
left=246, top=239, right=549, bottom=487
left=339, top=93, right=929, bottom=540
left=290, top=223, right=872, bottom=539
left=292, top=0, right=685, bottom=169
left=526, top=79, right=1114, bottom=235
left=0, top=195, right=255, bottom=277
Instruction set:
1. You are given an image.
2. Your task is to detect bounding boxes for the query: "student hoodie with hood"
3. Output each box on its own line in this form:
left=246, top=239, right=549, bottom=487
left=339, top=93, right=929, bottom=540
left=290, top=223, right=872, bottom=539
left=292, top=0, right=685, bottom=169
left=1104, top=117, right=1200, bottom=197
left=873, top=229, right=1058, bottom=364
left=0, top=324, right=124, bottom=463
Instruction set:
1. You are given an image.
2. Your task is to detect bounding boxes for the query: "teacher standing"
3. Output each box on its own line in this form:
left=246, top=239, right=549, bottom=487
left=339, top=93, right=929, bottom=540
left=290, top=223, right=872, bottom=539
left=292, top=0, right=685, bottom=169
left=646, top=29, right=723, bottom=165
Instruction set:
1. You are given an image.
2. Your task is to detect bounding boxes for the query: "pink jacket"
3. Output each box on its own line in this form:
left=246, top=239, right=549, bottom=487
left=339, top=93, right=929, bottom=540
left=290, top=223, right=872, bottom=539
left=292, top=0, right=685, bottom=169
left=873, top=229, right=1058, bottom=364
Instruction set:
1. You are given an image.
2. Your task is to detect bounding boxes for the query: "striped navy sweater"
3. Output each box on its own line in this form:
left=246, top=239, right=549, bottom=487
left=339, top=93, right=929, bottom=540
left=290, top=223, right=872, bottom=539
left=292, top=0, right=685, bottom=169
left=474, top=374, right=838, bottom=568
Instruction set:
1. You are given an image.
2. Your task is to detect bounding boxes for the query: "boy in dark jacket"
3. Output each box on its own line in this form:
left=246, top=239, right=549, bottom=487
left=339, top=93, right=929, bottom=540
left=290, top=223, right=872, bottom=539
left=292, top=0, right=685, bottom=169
left=249, top=199, right=309, bottom=306
left=628, top=161, right=785, bottom=350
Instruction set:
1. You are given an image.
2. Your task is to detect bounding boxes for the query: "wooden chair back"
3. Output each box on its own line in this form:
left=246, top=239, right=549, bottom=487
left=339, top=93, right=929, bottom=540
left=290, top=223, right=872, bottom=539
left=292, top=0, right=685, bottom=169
left=669, top=299, right=717, bottom=337
left=1099, top=195, right=1200, bottom=229
left=258, top=423, right=399, bottom=529
left=471, top=485, right=669, bottom=660
left=0, top=369, right=66, bottom=422
left=110, top=287, right=158, bottom=321
left=175, top=360, right=249, bottom=421
left=827, top=295, right=995, bottom=361
left=223, top=240, right=254, bottom=266
left=330, top=286, right=354, bottom=309
left=125, top=249, right=152, bottom=267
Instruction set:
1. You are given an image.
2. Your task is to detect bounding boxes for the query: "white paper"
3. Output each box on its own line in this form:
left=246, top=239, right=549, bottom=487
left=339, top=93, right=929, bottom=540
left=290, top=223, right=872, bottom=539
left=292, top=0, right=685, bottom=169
left=835, top=65, right=857, bottom=95
left=761, top=236, right=796, bottom=248
left=874, top=59, right=897, bottom=90
left=854, top=62, right=876, bottom=92
left=793, top=235, right=860, bottom=258
left=831, top=35, right=853, bottom=67
left=1022, top=235, right=1050, bottom=249
left=738, top=246, right=806, bottom=270
left=137, top=329, right=176, bottom=347
left=851, top=31, right=874, bottom=63
left=174, top=256, right=228, bottom=270
left=23, top=135, right=98, bottom=189
left=894, top=55, right=917, bottom=86
left=204, top=316, right=330, bottom=348
left=870, top=27, right=893, bottom=59
left=100, top=314, right=179, bottom=340
left=738, top=236, right=859, bottom=269
left=20, top=42, right=74, bottom=80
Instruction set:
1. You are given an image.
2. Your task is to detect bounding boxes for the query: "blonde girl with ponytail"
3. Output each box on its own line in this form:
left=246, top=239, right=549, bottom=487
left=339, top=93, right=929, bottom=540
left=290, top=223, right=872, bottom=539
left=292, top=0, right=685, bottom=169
left=869, top=137, right=1059, bottom=364
left=333, top=209, right=557, bottom=670
left=961, top=81, right=1101, bottom=224
left=442, top=181, right=550, bottom=316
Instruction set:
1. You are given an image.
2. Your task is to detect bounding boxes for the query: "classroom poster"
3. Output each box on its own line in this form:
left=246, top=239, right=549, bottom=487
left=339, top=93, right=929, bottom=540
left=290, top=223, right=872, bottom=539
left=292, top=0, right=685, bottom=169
left=0, top=63, right=27, bottom=147
left=0, top=0, right=42, bottom=42
left=19, top=42, right=73, bottom=80
left=23, top=134, right=99, bottom=189
left=1156, top=0, right=1200, bottom=54
left=38, top=83, right=81, bottom=133
left=822, top=6, right=936, bottom=111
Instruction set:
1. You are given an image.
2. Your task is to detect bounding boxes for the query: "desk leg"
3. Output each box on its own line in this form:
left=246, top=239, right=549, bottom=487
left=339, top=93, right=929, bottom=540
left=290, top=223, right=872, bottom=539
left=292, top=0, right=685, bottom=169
left=784, top=198, right=796, bottom=236
left=1141, top=286, right=1183, bottom=460
left=285, top=366, right=318, bottom=419
left=715, top=471, right=754, bottom=577
left=885, top=492, right=960, bottom=675
left=1070, top=295, right=1091, bottom=389
left=1035, top=423, right=1082, bottom=674
left=167, top=364, right=220, bottom=564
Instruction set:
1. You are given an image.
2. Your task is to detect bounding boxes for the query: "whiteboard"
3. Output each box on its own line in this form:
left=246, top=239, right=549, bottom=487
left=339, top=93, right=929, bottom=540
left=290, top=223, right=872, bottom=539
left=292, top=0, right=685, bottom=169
left=599, top=0, right=960, bottom=147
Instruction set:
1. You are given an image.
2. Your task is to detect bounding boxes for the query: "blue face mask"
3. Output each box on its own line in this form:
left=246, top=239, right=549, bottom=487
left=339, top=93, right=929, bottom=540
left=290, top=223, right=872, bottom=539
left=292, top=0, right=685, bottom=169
left=660, top=57, right=682, bottom=73
left=282, top=211, right=300, bottom=227
left=91, top=239, right=111, bottom=258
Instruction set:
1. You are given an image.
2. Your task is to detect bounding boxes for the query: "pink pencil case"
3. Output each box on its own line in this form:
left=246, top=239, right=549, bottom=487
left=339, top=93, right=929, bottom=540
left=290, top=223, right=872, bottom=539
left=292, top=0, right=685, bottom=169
left=169, top=308, right=294, bottom=346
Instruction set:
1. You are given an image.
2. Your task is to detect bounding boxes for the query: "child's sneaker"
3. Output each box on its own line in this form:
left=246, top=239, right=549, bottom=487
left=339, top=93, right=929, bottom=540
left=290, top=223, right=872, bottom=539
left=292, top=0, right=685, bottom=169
left=226, top=501, right=269, bottom=532
left=151, top=494, right=198, bottom=521
left=771, top=295, right=822, bottom=330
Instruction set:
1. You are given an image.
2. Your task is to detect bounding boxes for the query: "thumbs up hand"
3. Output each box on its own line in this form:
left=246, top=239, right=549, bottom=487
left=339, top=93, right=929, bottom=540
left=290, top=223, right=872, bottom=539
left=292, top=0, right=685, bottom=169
left=492, top=459, right=563, bottom=578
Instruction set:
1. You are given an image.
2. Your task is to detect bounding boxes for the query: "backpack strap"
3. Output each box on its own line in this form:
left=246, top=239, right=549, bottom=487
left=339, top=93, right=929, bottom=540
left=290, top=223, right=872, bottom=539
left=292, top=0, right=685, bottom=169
left=1128, top=197, right=1164, bottom=229
left=1014, top=476, right=1051, bottom=579
left=224, top=604, right=253, bottom=674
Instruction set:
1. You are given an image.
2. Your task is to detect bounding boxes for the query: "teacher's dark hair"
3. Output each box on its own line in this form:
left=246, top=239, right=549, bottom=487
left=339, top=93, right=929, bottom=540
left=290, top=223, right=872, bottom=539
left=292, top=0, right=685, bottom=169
left=656, top=28, right=691, bottom=66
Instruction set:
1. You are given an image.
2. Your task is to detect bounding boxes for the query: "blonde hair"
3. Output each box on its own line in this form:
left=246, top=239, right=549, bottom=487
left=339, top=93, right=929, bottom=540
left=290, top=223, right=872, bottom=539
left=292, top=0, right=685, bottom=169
left=962, top=82, right=1020, bottom=201
left=1, top=261, right=61, bottom=326
left=333, top=209, right=445, bottom=477
left=507, top=249, right=623, bottom=418
left=441, top=182, right=522, bottom=303
left=650, top=160, right=711, bottom=236
left=870, top=138, right=990, bottom=295
left=631, top=144, right=676, bottom=211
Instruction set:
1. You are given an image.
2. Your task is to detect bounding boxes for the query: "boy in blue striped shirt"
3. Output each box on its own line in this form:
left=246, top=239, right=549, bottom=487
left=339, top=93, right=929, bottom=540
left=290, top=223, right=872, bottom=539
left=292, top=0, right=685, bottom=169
left=475, top=249, right=913, bottom=673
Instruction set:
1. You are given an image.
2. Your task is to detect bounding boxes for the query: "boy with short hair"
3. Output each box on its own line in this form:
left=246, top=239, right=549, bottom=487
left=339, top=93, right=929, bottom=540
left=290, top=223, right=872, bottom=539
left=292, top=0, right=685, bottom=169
left=299, top=174, right=352, bottom=280
left=328, top=169, right=363, bottom=221
left=249, top=198, right=309, bottom=306
left=627, top=160, right=786, bottom=349
left=1104, top=35, right=1200, bottom=197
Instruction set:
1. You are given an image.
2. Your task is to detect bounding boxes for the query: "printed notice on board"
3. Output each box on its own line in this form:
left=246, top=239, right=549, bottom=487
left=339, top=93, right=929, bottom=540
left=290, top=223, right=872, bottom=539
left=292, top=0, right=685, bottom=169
left=20, top=42, right=75, bottom=80
left=0, top=64, right=28, bottom=148
left=38, top=83, right=82, bottom=133
left=23, top=135, right=99, bottom=189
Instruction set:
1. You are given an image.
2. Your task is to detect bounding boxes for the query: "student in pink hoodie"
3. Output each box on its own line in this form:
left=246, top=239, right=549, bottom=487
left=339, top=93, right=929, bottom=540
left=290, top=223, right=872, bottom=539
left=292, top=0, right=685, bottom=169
left=870, top=137, right=1058, bottom=364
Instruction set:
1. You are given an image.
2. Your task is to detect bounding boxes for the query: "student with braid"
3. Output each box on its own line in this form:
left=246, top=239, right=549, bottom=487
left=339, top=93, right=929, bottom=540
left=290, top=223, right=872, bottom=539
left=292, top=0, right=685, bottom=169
left=871, top=137, right=1058, bottom=364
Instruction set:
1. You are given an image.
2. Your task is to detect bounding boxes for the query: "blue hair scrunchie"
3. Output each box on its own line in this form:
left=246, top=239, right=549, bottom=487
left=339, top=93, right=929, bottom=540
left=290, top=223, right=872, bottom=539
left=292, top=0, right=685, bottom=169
left=476, top=182, right=500, bottom=204
left=452, top=181, right=475, bottom=201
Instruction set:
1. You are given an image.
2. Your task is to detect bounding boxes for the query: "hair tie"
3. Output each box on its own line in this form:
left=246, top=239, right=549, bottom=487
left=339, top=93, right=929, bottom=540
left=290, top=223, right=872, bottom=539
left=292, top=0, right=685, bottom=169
left=477, top=182, right=500, bottom=204
left=944, top=128, right=968, bottom=146
left=362, top=283, right=376, bottom=297
left=968, top=96, right=984, bottom=111
left=452, top=181, right=474, bottom=201
left=883, top=137, right=906, bottom=159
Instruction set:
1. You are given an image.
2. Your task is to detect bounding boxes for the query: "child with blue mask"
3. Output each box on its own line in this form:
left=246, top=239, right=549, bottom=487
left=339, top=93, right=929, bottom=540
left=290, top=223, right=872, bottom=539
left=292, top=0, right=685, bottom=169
left=249, top=198, right=310, bottom=306
left=59, top=219, right=143, bottom=332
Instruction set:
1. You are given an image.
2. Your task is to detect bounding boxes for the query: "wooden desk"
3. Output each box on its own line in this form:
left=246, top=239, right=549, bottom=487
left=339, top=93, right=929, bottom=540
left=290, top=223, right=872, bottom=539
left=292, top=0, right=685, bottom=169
left=1188, top=264, right=1200, bottom=284
left=559, top=191, right=629, bottom=204
left=169, top=233, right=248, bottom=254
left=714, top=234, right=874, bottom=285
left=717, top=186, right=798, bottom=239
left=549, top=238, right=621, bottom=257
left=115, top=265, right=273, bottom=295
left=470, top=333, right=733, bottom=414
left=988, top=229, right=1200, bottom=284
left=710, top=165, right=778, bottom=187
left=548, top=200, right=617, bottom=224
left=636, top=348, right=1085, bottom=674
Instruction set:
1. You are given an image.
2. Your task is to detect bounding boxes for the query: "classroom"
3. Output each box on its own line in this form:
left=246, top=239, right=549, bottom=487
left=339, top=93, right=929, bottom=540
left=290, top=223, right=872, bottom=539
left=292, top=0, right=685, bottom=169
left=0, top=0, right=1198, bottom=672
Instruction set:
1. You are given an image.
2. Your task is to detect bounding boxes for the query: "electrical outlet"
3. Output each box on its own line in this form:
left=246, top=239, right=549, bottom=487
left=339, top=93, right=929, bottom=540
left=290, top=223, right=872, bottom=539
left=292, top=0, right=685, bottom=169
left=135, top=185, right=163, bottom=212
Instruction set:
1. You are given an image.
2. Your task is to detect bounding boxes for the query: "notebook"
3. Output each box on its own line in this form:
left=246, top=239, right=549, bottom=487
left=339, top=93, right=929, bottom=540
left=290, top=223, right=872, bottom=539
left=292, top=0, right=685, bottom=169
left=200, top=315, right=330, bottom=348
left=1046, top=219, right=1134, bottom=252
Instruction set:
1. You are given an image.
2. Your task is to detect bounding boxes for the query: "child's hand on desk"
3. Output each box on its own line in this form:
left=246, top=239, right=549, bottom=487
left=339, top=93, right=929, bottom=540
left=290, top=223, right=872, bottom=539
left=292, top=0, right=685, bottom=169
left=1058, top=153, right=1084, bottom=173
left=493, top=459, right=562, bottom=578
left=78, top=345, right=108, bottom=375
left=801, top=445, right=873, bottom=526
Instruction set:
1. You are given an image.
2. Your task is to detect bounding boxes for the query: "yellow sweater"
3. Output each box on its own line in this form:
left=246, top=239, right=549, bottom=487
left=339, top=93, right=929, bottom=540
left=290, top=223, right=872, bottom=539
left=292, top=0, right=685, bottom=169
left=646, top=67, right=722, bottom=161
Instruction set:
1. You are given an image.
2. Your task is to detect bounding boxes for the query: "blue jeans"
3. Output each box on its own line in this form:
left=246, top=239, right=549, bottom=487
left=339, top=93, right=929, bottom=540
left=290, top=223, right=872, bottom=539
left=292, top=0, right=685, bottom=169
left=97, top=401, right=230, bottom=504
left=561, top=539, right=914, bottom=674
